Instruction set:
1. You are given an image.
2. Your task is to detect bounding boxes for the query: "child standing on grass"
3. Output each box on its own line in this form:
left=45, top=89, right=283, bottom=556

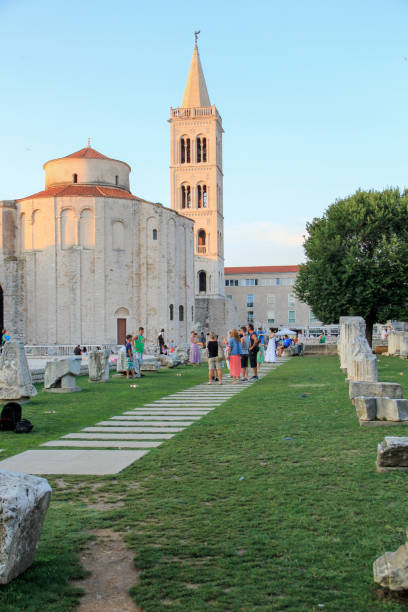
left=125, top=334, right=137, bottom=379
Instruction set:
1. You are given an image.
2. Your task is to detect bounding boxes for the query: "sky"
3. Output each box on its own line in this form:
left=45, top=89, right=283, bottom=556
left=0, top=0, right=407, bottom=265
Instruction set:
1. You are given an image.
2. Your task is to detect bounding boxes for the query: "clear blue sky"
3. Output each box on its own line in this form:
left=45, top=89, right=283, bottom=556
left=1, top=0, right=407, bottom=265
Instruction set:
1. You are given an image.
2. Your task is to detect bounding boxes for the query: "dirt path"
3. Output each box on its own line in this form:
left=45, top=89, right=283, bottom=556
left=75, top=529, right=141, bottom=612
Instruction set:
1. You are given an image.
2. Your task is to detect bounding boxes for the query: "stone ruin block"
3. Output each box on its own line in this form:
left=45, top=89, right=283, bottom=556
left=388, top=331, right=405, bottom=356
left=116, top=346, right=127, bottom=373
left=338, top=316, right=366, bottom=374
left=0, top=341, right=37, bottom=403
left=374, top=534, right=408, bottom=591
left=44, top=357, right=82, bottom=393
left=88, top=349, right=110, bottom=383
left=354, top=397, right=408, bottom=422
left=377, top=437, right=408, bottom=471
left=0, top=470, right=51, bottom=584
left=349, top=381, right=403, bottom=403
left=376, top=398, right=408, bottom=422
left=350, top=335, right=377, bottom=382
left=140, top=357, right=161, bottom=372
left=354, top=397, right=378, bottom=421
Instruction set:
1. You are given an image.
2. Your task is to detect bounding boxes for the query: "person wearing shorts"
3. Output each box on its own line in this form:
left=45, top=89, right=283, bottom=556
left=207, top=332, right=222, bottom=384
left=240, top=326, right=250, bottom=381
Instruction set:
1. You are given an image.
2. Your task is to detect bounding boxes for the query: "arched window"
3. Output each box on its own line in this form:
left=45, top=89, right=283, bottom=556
left=115, top=175, right=119, bottom=185
left=191, top=305, right=194, bottom=320
left=152, top=229, right=158, bottom=240
left=169, top=304, right=174, bottom=321
left=198, top=229, right=206, bottom=253
left=180, top=137, right=191, bottom=164
left=197, top=184, right=207, bottom=209
left=179, top=305, right=184, bottom=321
left=73, top=173, right=78, bottom=183
left=199, top=271, right=207, bottom=292
left=196, top=136, right=207, bottom=163
left=181, top=185, right=191, bottom=209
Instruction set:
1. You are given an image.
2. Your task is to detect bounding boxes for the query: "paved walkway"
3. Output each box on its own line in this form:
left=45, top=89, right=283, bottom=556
left=0, top=360, right=288, bottom=475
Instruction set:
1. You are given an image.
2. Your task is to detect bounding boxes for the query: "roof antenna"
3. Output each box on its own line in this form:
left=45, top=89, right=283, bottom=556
left=194, top=30, right=200, bottom=46
left=87, top=137, right=91, bottom=148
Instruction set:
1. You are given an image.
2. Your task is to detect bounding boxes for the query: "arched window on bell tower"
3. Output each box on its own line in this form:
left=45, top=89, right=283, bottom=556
left=198, top=271, right=207, bottom=293
left=197, top=184, right=207, bottom=209
left=196, top=135, right=207, bottom=163
left=198, top=229, right=206, bottom=254
left=181, top=184, right=191, bottom=209
left=180, top=136, right=191, bottom=164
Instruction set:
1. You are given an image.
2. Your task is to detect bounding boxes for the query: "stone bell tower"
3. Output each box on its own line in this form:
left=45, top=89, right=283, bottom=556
left=169, top=37, right=225, bottom=298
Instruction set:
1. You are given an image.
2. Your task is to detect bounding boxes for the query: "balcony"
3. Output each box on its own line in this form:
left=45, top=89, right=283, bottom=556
left=170, top=105, right=221, bottom=120
left=197, top=246, right=206, bottom=254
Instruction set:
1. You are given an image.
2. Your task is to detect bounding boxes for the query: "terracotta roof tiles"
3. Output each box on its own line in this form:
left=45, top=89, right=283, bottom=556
left=19, top=184, right=136, bottom=201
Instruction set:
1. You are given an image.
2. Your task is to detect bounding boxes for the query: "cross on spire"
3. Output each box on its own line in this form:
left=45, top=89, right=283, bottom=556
left=194, top=30, right=200, bottom=46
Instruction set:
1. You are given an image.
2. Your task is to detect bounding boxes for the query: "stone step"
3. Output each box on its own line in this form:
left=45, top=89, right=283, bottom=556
left=42, top=440, right=162, bottom=449
left=98, top=420, right=193, bottom=427
left=82, top=428, right=175, bottom=438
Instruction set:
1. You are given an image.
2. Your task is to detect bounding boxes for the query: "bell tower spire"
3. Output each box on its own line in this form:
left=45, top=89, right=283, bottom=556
left=181, top=37, right=211, bottom=108
left=169, top=38, right=225, bottom=299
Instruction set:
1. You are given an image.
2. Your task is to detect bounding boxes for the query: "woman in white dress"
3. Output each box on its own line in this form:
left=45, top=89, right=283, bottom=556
left=265, top=329, right=276, bottom=362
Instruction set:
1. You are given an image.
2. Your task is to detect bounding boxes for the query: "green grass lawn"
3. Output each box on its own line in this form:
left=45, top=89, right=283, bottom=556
left=1, top=357, right=408, bottom=610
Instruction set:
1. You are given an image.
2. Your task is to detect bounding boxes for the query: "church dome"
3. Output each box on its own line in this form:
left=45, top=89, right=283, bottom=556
left=43, top=145, right=131, bottom=191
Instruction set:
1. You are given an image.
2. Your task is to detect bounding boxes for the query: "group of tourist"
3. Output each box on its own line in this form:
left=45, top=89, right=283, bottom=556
left=124, top=328, right=145, bottom=379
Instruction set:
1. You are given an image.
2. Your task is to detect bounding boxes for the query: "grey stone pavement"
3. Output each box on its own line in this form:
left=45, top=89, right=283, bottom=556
left=0, top=360, right=287, bottom=475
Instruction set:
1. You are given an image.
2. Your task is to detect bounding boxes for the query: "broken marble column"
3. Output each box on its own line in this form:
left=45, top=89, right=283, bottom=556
left=388, top=331, right=405, bottom=356
left=0, top=470, right=51, bottom=584
left=116, top=346, right=127, bottom=373
left=0, top=341, right=37, bottom=403
left=350, top=334, right=377, bottom=382
left=140, top=357, right=161, bottom=372
left=349, top=381, right=403, bottom=403
left=338, top=316, right=366, bottom=375
left=400, top=334, right=408, bottom=358
left=44, top=357, right=81, bottom=393
left=374, top=534, right=408, bottom=590
left=377, top=437, right=408, bottom=471
left=88, top=349, right=110, bottom=383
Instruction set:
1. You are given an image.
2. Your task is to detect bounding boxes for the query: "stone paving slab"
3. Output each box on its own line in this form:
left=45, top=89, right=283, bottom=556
left=63, top=434, right=163, bottom=443
left=98, top=420, right=193, bottom=427
left=41, top=440, right=162, bottom=449
left=0, top=450, right=148, bottom=475
left=83, top=428, right=175, bottom=438
left=97, top=421, right=185, bottom=433
left=122, top=412, right=203, bottom=418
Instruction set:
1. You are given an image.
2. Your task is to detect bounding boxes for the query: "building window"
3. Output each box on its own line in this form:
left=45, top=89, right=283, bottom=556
left=115, top=175, right=119, bottom=185
left=169, top=304, right=174, bottom=321
left=239, top=279, right=258, bottom=286
left=197, top=184, right=207, bottom=208
left=196, top=136, right=207, bottom=162
left=191, top=305, right=194, bottom=320
left=198, top=230, right=206, bottom=253
left=246, top=294, right=254, bottom=308
left=179, top=305, right=184, bottom=321
left=152, top=229, right=158, bottom=240
left=288, top=293, right=296, bottom=308
left=181, top=137, right=191, bottom=164
left=181, top=185, right=191, bottom=209
left=73, top=173, right=78, bottom=183
left=247, top=311, right=254, bottom=323
left=198, top=270, right=207, bottom=292
left=288, top=310, right=296, bottom=324
left=227, top=294, right=233, bottom=300
left=267, top=311, right=275, bottom=324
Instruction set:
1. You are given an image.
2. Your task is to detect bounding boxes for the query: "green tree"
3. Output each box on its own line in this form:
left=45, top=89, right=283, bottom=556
left=295, top=188, right=408, bottom=346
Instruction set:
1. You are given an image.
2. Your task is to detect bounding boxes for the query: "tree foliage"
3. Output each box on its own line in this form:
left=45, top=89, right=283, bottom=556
left=294, top=188, right=408, bottom=343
